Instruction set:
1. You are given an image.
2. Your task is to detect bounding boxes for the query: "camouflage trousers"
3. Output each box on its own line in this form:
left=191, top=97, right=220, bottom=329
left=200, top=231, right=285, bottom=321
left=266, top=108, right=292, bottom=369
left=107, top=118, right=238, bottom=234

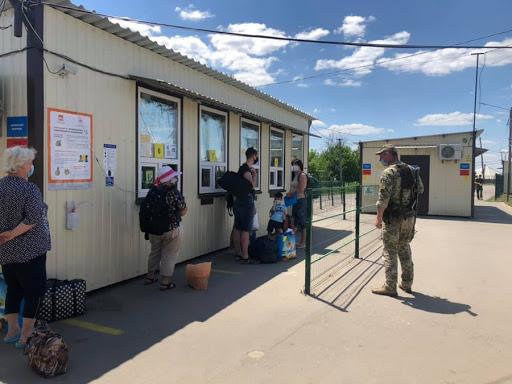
left=382, top=216, right=415, bottom=290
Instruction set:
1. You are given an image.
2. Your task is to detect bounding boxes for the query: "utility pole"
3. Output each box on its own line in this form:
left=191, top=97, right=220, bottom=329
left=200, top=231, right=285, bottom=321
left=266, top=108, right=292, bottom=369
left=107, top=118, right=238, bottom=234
left=337, top=138, right=343, bottom=184
left=470, top=52, right=483, bottom=217
left=508, top=108, right=512, bottom=202
left=479, top=136, right=485, bottom=180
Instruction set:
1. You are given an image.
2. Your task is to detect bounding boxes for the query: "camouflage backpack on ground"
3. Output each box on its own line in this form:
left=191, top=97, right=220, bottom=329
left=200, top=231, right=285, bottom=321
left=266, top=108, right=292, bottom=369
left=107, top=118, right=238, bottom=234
left=25, top=321, right=68, bottom=378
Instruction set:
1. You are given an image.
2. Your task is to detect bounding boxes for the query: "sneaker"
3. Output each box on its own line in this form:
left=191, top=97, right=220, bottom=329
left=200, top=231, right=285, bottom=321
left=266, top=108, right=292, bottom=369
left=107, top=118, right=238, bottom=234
left=371, top=285, right=398, bottom=297
left=399, top=283, right=412, bottom=293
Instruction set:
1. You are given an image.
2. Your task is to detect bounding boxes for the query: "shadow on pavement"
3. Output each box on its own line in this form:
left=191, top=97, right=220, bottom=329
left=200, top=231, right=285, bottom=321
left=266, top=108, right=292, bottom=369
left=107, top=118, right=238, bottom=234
left=0, top=248, right=305, bottom=383
left=400, top=292, right=478, bottom=316
left=419, top=205, right=512, bottom=225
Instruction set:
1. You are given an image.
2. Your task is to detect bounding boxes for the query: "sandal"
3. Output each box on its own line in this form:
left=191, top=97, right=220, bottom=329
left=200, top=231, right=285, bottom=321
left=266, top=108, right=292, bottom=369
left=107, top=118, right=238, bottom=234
left=159, top=282, right=176, bottom=291
left=144, top=276, right=158, bottom=285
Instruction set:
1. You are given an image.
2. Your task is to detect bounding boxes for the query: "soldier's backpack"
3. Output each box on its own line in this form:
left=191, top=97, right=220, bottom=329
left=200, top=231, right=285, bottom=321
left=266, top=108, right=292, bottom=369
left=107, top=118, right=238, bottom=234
left=26, top=321, right=68, bottom=378
left=139, top=186, right=171, bottom=236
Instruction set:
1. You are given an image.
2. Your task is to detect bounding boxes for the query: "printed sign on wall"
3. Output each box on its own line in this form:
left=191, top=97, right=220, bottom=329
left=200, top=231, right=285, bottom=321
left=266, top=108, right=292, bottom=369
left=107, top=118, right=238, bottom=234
left=362, top=163, right=372, bottom=175
left=48, top=108, right=93, bottom=189
left=7, top=116, right=28, bottom=137
left=460, top=163, right=470, bottom=176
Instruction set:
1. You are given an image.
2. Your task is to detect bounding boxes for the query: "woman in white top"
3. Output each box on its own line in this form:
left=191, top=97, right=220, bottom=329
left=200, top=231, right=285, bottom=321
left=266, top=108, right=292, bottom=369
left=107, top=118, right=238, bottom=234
left=289, top=159, right=308, bottom=248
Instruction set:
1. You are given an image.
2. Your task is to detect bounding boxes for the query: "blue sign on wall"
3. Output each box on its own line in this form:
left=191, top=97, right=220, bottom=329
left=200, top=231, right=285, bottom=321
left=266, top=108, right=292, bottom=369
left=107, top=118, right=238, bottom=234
left=460, top=163, right=470, bottom=170
left=7, top=116, right=28, bottom=137
left=362, top=163, right=372, bottom=170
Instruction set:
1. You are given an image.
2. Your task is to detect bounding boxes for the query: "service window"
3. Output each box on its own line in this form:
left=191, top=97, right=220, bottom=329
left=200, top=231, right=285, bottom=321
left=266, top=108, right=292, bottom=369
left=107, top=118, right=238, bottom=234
left=137, top=88, right=181, bottom=198
left=199, top=106, right=228, bottom=194
left=269, top=127, right=285, bottom=190
left=240, top=118, right=261, bottom=190
left=292, top=133, right=304, bottom=162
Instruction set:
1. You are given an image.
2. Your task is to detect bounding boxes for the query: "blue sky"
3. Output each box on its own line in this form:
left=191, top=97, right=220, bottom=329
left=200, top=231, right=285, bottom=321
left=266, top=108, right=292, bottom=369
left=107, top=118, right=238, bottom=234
left=79, top=0, right=512, bottom=171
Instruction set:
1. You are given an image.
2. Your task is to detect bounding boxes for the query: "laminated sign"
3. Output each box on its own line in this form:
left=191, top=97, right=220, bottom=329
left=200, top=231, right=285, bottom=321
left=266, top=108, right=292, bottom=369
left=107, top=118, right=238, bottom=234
left=362, top=163, right=372, bottom=175
left=460, top=163, right=470, bottom=176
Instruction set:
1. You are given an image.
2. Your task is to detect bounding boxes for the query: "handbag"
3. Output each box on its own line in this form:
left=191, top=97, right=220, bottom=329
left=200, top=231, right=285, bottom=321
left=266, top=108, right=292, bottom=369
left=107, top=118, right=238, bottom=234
left=38, top=279, right=86, bottom=322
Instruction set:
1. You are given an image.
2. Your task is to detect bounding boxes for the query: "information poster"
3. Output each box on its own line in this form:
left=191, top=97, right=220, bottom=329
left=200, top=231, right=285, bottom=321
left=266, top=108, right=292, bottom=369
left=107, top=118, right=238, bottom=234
left=48, top=108, right=93, bottom=188
left=103, top=144, right=117, bottom=187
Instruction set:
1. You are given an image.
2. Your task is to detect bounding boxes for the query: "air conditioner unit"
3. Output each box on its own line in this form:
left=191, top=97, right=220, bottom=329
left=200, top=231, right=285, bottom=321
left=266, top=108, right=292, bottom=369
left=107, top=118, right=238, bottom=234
left=439, top=144, right=462, bottom=160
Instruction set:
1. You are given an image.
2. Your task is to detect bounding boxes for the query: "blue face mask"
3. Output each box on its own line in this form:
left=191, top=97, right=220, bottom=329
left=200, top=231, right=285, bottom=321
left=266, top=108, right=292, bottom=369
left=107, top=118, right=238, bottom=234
left=28, top=165, right=35, bottom=178
left=379, top=160, right=389, bottom=167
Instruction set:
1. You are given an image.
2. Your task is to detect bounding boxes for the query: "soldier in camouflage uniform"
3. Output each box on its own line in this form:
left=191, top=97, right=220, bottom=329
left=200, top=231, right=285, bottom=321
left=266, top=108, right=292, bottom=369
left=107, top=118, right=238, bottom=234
left=372, top=145, right=424, bottom=297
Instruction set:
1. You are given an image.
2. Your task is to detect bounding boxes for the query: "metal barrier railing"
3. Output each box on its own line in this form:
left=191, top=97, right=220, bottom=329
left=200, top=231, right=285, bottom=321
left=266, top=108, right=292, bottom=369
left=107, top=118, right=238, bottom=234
left=304, top=184, right=380, bottom=295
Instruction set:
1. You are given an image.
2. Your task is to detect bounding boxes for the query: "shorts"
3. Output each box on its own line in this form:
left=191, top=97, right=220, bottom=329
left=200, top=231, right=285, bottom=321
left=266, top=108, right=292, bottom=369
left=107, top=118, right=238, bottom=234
left=292, top=198, right=307, bottom=231
left=234, top=195, right=254, bottom=232
left=267, top=219, right=284, bottom=234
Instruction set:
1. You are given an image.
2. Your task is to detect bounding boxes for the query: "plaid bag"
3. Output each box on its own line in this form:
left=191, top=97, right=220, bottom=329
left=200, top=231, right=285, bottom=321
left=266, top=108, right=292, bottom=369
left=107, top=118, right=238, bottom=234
left=38, top=279, right=86, bottom=322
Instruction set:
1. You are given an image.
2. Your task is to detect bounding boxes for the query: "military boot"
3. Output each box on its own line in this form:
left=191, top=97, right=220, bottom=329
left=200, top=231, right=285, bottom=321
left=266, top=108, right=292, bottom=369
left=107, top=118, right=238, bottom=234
left=399, top=283, right=412, bottom=293
left=371, top=285, right=397, bottom=297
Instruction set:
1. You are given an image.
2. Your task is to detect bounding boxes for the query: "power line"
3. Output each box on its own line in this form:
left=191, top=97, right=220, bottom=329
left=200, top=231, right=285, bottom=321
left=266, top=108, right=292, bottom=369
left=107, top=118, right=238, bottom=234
left=38, top=2, right=512, bottom=50
left=480, top=102, right=509, bottom=111
left=261, top=28, right=512, bottom=88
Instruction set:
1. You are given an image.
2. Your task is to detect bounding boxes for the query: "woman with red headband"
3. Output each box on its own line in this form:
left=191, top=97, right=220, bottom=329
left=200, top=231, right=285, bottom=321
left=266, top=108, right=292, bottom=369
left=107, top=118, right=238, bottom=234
left=144, top=166, right=187, bottom=290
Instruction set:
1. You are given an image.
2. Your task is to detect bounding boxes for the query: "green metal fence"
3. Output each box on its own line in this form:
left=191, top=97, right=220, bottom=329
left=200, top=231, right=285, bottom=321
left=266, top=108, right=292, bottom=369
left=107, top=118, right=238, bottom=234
left=304, top=184, right=382, bottom=296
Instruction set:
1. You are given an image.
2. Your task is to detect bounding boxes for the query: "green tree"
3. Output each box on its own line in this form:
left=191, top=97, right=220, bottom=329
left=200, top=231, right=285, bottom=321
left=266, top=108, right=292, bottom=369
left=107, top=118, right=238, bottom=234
left=308, top=138, right=360, bottom=183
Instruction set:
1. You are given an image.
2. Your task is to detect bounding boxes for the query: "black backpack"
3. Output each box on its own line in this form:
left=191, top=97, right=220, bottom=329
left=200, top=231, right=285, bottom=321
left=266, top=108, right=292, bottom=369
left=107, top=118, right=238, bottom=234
left=139, top=187, right=170, bottom=236
left=218, top=171, right=252, bottom=197
left=249, top=236, right=279, bottom=264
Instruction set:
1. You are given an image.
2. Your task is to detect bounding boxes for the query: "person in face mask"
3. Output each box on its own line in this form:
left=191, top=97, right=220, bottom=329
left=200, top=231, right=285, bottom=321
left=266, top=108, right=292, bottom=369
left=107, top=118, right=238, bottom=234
left=0, top=146, right=50, bottom=349
left=289, top=159, right=308, bottom=248
left=372, top=144, right=424, bottom=297
left=143, top=166, right=187, bottom=290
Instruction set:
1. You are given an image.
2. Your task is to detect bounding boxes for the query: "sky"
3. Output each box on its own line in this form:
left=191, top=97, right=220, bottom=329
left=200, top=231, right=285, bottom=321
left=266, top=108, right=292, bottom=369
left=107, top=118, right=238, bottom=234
left=78, top=0, right=512, bottom=171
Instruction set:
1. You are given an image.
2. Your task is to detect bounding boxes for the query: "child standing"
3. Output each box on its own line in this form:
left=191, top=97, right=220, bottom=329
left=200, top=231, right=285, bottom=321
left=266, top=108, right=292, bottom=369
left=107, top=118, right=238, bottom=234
left=267, top=192, right=287, bottom=237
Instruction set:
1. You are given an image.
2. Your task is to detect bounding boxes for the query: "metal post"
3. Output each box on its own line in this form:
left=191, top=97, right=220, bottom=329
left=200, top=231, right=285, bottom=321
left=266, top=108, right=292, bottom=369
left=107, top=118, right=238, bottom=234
left=470, top=53, right=482, bottom=217
left=355, top=185, right=361, bottom=259
left=319, top=190, right=323, bottom=210
left=508, top=108, right=512, bottom=202
left=342, top=182, right=346, bottom=220
left=330, top=180, right=334, bottom=206
left=304, top=190, right=313, bottom=295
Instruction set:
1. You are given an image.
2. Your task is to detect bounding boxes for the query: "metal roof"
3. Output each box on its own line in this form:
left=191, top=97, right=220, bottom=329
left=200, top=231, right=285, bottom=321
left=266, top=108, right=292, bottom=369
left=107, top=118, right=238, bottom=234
left=38, top=0, right=316, bottom=121
left=361, top=129, right=485, bottom=144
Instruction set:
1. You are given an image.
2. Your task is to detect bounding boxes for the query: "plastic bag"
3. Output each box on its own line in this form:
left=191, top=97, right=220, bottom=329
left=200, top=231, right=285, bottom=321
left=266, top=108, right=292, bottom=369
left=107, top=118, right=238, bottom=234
left=277, top=230, right=297, bottom=260
left=186, top=262, right=212, bottom=291
left=252, top=213, right=259, bottom=231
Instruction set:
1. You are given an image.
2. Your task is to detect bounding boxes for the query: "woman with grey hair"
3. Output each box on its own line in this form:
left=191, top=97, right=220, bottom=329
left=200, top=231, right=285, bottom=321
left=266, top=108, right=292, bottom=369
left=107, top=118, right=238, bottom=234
left=0, top=146, right=50, bottom=349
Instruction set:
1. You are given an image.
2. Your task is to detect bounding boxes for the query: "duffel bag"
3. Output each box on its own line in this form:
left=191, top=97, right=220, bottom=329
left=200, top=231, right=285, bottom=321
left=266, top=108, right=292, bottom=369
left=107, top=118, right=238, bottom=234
left=249, top=236, right=279, bottom=264
left=38, top=279, right=86, bottom=322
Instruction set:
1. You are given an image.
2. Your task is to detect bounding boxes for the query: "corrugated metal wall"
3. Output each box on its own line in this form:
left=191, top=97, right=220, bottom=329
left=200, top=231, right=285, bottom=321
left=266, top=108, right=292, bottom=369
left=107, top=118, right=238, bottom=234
left=0, top=8, right=27, bottom=166
left=362, top=132, right=474, bottom=217
left=42, top=6, right=310, bottom=290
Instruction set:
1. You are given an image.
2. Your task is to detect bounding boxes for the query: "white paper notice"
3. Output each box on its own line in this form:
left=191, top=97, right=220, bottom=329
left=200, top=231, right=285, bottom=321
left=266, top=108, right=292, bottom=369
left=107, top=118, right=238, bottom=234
left=103, top=144, right=117, bottom=187
left=49, top=109, right=93, bottom=186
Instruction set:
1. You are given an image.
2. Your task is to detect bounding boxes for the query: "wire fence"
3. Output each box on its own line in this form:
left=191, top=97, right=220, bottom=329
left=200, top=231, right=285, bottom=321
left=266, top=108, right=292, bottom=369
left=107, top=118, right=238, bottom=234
left=304, top=184, right=382, bottom=298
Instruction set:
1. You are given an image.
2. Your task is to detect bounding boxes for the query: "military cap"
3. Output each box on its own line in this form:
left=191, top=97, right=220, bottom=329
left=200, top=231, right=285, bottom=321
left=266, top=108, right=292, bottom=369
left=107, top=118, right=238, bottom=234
left=375, top=144, right=398, bottom=155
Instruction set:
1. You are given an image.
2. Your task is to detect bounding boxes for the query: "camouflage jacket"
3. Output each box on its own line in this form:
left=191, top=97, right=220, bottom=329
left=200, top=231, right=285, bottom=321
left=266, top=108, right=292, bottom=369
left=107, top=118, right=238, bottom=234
left=376, top=161, right=424, bottom=212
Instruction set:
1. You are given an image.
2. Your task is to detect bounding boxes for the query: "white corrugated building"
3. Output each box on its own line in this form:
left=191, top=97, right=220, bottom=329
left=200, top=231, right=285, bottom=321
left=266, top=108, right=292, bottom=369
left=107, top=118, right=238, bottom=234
left=360, top=130, right=486, bottom=218
left=0, top=1, right=315, bottom=290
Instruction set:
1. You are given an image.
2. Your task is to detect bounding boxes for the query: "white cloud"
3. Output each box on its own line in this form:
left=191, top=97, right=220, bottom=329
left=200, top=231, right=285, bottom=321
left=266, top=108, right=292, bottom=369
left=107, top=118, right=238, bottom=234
left=315, top=31, right=411, bottom=75
left=210, top=23, right=289, bottom=56
left=311, top=120, right=327, bottom=128
left=294, top=28, right=330, bottom=41
left=109, top=18, right=161, bottom=36
left=335, top=15, right=375, bottom=37
left=175, top=6, right=214, bottom=21
left=324, top=78, right=362, bottom=87
left=415, top=111, right=494, bottom=126
left=387, top=129, right=395, bottom=133
left=318, top=123, right=384, bottom=136
left=379, top=38, right=512, bottom=76
left=150, top=35, right=212, bottom=64
left=297, top=83, right=309, bottom=88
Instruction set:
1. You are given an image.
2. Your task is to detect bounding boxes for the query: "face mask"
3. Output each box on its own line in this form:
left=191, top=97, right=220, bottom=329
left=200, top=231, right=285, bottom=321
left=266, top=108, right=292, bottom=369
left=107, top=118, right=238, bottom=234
left=292, top=165, right=300, bottom=172
left=28, top=165, right=35, bottom=178
left=253, top=157, right=259, bottom=165
left=379, top=160, right=389, bottom=167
